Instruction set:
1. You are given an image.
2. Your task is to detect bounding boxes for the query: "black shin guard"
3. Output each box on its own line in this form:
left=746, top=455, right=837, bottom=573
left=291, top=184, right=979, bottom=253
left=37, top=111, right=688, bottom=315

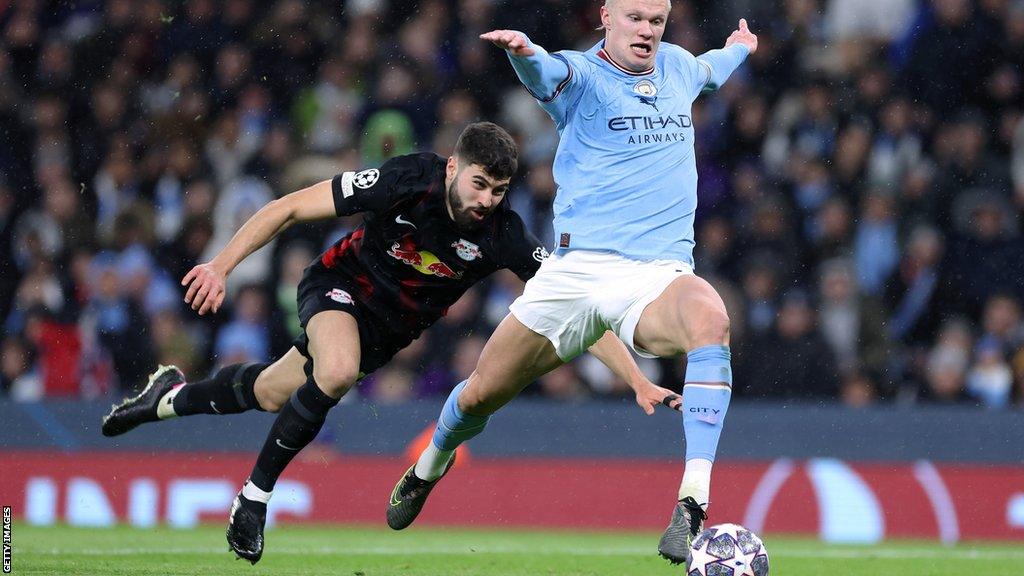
left=172, top=363, right=270, bottom=416
left=248, top=378, right=339, bottom=492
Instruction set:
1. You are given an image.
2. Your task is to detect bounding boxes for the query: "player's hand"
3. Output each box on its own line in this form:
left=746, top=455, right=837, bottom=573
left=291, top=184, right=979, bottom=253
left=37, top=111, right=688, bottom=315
left=182, top=262, right=227, bottom=316
left=725, top=18, right=758, bottom=54
left=634, top=380, right=682, bottom=415
left=480, top=30, right=535, bottom=57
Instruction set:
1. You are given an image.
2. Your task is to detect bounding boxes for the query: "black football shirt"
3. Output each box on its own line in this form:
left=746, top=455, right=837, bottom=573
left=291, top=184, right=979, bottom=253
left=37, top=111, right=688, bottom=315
left=312, top=152, right=548, bottom=335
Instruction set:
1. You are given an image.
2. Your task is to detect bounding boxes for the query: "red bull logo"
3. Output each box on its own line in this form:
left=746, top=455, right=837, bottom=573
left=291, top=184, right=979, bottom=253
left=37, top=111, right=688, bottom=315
left=388, top=243, right=463, bottom=279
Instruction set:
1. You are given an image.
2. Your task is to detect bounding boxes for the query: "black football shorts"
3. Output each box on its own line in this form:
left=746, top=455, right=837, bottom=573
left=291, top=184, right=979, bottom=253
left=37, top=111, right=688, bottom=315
left=292, top=265, right=413, bottom=378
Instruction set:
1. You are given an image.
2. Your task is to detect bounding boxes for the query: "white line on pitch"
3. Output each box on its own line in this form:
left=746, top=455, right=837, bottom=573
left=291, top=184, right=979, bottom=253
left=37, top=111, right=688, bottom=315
left=16, top=546, right=1024, bottom=560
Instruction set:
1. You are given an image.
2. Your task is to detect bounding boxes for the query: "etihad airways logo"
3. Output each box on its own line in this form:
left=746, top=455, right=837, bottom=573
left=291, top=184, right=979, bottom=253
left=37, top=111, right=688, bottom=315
left=608, top=114, right=692, bottom=131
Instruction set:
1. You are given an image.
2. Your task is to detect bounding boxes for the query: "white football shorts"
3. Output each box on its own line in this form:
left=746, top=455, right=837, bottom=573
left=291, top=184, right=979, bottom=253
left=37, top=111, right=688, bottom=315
left=509, top=250, right=694, bottom=361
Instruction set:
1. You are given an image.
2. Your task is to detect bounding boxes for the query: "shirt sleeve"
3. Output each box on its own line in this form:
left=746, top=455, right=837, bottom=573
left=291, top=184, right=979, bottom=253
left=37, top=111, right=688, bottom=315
left=671, top=43, right=748, bottom=102
left=508, top=40, right=589, bottom=128
left=508, top=35, right=572, bottom=102
left=498, top=213, right=549, bottom=282
left=695, top=44, right=749, bottom=93
left=331, top=155, right=423, bottom=216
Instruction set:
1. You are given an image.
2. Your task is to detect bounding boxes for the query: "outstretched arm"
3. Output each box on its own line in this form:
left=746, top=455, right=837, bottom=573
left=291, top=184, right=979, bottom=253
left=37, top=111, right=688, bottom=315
left=182, top=180, right=336, bottom=315
left=481, top=29, right=571, bottom=101
left=588, top=331, right=682, bottom=415
left=697, top=18, right=758, bottom=91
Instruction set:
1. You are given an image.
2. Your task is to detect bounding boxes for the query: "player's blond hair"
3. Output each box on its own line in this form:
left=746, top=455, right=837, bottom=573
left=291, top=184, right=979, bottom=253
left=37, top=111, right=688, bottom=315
left=597, top=0, right=672, bottom=30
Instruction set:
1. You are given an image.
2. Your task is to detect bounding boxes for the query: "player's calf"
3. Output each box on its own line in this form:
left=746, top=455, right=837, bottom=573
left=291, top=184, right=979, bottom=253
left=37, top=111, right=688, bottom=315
left=680, top=345, right=732, bottom=504
left=248, top=378, right=341, bottom=493
left=426, top=380, right=491, bottom=463
left=101, top=363, right=272, bottom=438
left=173, top=362, right=271, bottom=416
left=228, top=378, right=340, bottom=562
left=661, top=345, right=732, bottom=563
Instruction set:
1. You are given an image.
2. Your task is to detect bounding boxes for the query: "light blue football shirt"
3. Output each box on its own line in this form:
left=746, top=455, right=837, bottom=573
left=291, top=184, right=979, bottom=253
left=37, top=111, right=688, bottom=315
left=510, top=40, right=748, bottom=265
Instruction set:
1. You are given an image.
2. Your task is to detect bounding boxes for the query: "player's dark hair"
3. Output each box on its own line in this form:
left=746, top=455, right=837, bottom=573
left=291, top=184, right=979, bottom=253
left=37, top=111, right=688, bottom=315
left=454, top=122, right=518, bottom=181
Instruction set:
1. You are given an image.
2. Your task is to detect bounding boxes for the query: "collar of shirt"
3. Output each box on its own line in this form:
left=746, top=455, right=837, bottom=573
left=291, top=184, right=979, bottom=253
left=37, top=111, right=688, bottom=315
left=593, top=40, right=655, bottom=77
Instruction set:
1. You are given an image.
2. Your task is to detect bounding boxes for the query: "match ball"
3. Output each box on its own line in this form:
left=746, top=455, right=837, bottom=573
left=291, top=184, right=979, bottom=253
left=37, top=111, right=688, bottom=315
left=686, top=523, right=769, bottom=576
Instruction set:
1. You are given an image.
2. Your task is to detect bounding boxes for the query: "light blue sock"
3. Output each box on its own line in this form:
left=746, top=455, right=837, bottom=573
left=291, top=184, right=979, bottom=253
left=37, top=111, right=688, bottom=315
left=431, top=380, right=490, bottom=451
left=682, top=345, right=732, bottom=462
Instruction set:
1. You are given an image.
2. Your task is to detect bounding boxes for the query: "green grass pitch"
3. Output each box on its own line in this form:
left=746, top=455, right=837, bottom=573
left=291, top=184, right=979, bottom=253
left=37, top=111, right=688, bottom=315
left=11, top=524, right=1023, bottom=575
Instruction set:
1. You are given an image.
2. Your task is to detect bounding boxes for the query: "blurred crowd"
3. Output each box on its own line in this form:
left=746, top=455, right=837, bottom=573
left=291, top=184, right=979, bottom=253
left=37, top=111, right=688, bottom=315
left=1, top=0, right=1023, bottom=408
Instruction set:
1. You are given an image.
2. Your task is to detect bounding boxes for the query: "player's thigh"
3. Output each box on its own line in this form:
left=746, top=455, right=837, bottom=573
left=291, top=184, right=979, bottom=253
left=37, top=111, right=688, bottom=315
left=459, top=313, right=564, bottom=415
left=633, top=274, right=730, bottom=357
left=253, top=347, right=309, bottom=412
left=305, top=310, right=362, bottom=397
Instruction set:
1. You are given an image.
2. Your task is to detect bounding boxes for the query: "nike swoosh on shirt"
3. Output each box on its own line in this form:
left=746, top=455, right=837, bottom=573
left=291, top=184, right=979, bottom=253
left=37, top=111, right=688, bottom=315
left=395, top=214, right=417, bottom=228
left=276, top=439, right=300, bottom=451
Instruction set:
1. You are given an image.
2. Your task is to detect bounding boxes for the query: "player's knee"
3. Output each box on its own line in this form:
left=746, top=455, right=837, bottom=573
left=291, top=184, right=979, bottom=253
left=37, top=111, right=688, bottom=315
left=312, top=362, right=358, bottom=398
left=692, top=306, right=730, bottom=347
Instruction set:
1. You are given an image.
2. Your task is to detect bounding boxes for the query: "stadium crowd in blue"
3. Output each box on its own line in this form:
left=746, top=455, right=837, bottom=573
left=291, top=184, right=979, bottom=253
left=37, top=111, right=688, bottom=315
left=1, top=0, right=1023, bottom=407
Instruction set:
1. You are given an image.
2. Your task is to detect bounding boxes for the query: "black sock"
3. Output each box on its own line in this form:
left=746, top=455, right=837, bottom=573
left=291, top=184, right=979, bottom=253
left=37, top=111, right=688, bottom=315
left=172, top=363, right=270, bottom=416
left=248, top=378, right=339, bottom=492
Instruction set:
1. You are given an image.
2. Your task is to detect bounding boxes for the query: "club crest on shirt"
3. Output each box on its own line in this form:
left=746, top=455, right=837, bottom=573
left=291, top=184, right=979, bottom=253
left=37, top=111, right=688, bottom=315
left=633, top=79, right=657, bottom=97
left=325, top=288, right=354, bottom=304
left=452, top=239, right=482, bottom=261
left=633, top=80, right=659, bottom=111
left=532, top=246, right=549, bottom=262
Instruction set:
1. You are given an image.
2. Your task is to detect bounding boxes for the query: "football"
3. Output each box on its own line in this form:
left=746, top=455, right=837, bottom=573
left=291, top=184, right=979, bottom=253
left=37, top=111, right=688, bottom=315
left=686, top=523, right=769, bottom=576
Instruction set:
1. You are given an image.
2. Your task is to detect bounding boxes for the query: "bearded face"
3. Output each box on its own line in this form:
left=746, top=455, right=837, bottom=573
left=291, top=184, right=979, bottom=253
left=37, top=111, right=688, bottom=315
left=445, top=163, right=510, bottom=230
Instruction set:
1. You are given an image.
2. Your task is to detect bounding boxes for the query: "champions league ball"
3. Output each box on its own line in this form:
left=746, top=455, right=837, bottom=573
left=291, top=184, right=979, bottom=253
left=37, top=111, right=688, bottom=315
left=686, top=523, right=769, bottom=576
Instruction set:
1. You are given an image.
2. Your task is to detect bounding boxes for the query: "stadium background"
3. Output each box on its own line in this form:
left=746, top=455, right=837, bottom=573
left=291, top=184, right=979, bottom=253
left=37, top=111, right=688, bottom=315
left=1, top=0, right=1024, bottom=546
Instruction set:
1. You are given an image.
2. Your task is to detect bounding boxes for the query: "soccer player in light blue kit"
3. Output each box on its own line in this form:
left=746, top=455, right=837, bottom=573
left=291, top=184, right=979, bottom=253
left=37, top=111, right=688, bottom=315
left=389, top=0, right=757, bottom=563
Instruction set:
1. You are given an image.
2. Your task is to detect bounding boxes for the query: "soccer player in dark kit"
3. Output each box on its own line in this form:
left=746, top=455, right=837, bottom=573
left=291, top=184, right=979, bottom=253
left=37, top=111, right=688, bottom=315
left=101, top=122, right=680, bottom=563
